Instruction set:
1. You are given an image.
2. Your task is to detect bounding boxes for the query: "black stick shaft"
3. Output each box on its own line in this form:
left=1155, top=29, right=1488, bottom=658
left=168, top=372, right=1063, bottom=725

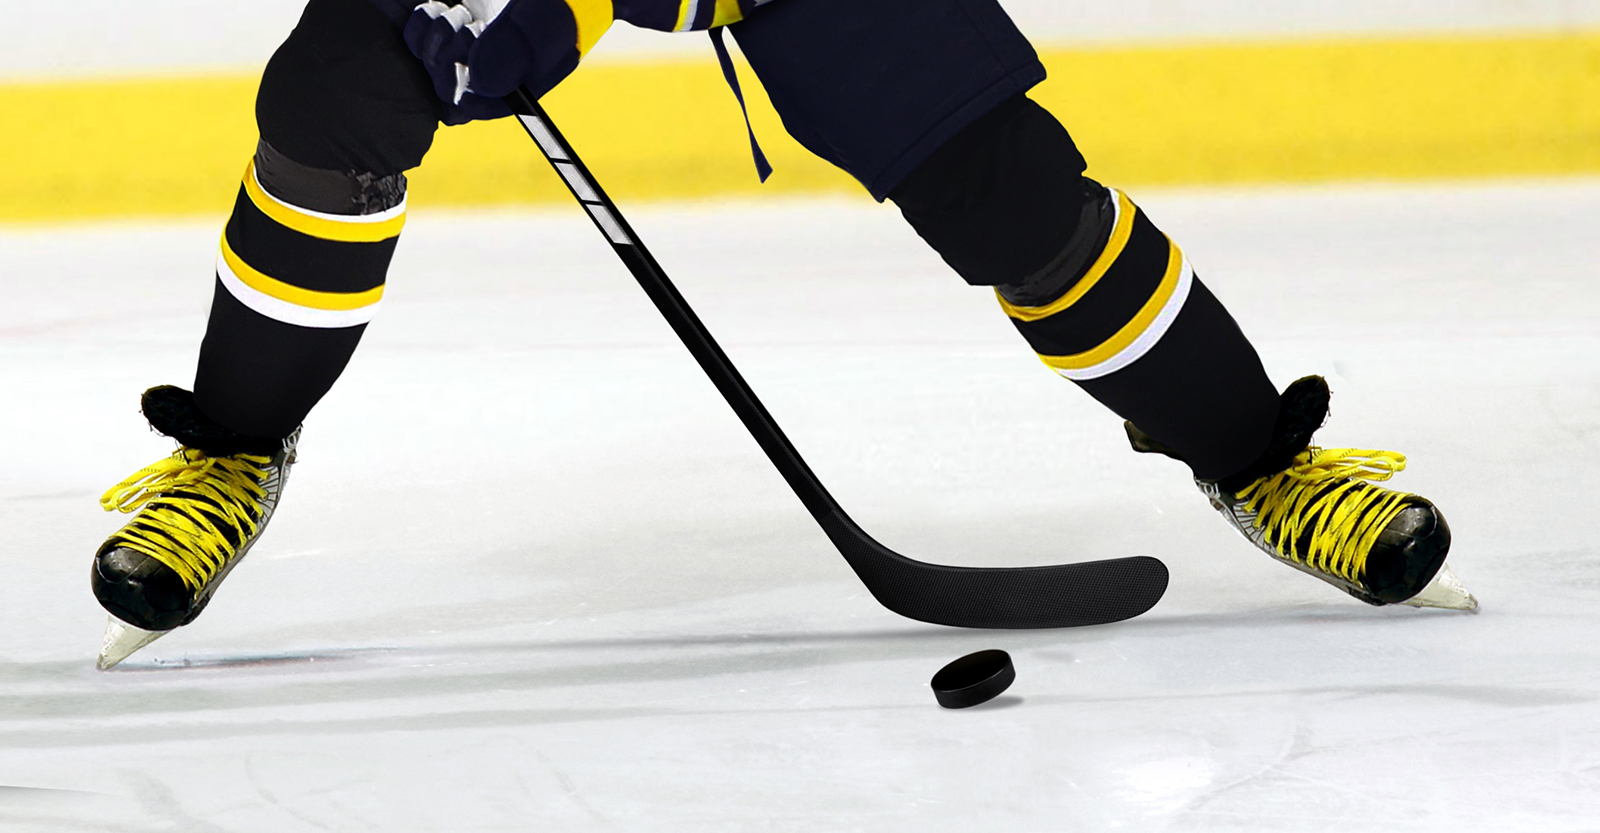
left=506, top=92, right=843, bottom=526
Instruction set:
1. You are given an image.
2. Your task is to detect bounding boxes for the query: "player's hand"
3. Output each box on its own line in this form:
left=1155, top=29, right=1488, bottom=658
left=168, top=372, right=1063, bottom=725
left=404, top=1, right=581, bottom=124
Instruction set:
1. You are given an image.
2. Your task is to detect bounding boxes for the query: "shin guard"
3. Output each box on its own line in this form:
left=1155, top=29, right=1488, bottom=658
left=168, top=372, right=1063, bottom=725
left=997, top=188, right=1279, bottom=480
left=892, top=95, right=1280, bottom=481
left=192, top=0, right=440, bottom=440
left=194, top=141, right=406, bottom=439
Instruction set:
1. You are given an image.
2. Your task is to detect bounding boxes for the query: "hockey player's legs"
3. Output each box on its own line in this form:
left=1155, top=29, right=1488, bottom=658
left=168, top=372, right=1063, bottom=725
left=197, top=0, right=442, bottom=439
left=733, top=0, right=1464, bottom=607
left=891, top=98, right=1281, bottom=480
left=733, top=0, right=1276, bottom=478
left=731, top=0, right=1046, bottom=202
left=95, top=0, right=441, bottom=666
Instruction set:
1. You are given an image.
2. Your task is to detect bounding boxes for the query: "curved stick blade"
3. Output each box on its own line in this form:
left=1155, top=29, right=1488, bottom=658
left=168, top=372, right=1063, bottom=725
left=826, top=514, right=1169, bottom=629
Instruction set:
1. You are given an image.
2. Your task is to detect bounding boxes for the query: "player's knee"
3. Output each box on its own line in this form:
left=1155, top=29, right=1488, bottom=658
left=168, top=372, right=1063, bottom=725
left=998, top=187, right=1192, bottom=378
left=890, top=94, right=1107, bottom=298
left=251, top=140, right=406, bottom=216
left=255, top=0, right=442, bottom=175
left=203, top=135, right=407, bottom=438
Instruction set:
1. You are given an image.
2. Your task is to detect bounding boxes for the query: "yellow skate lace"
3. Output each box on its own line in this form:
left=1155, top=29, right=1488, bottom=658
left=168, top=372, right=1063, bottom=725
left=99, top=448, right=272, bottom=591
left=1237, top=447, right=1416, bottom=585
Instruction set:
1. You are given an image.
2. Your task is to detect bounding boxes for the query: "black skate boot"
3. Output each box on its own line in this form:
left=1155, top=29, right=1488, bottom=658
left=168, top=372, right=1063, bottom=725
left=1128, top=376, right=1475, bottom=609
left=93, top=386, right=299, bottom=668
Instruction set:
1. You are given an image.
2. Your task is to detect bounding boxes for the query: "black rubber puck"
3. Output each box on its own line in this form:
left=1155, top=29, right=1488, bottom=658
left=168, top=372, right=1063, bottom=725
left=931, top=649, right=1015, bottom=709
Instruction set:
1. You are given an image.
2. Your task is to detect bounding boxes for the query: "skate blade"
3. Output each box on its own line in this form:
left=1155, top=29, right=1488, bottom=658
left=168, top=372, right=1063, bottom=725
left=1400, top=563, right=1478, bottom=611
left=97, top=616, right=170, bottom=670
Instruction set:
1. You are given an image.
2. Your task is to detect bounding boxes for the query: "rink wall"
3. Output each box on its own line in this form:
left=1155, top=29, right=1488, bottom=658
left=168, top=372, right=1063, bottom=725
left=3, top=26, right=1599, bottom=222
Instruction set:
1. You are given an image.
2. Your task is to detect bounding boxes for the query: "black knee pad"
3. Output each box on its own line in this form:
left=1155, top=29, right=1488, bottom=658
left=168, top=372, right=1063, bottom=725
left=889, top=94, right=1104, bottom=293
left=256, top=0, right=443, bottom=176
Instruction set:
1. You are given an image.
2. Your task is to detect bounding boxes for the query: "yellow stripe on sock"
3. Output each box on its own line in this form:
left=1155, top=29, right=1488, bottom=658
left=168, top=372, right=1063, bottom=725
left=1038, top=237, right=1187, bottom=374
left=218, top=235, right=385, bottom=312
left=242, top=160, right=406, bottom=243
left=996, top=189, right=1136, bottom=323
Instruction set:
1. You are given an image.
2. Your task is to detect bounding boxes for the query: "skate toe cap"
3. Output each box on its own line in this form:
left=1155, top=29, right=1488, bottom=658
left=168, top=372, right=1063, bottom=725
left=92, top=546, right=193, bottom=632
left=1368, top=500, right=1453, bottom=604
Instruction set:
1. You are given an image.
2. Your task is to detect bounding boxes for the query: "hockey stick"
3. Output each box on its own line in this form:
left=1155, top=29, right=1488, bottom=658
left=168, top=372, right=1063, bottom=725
left=506, top=88, right=1168, bottom=628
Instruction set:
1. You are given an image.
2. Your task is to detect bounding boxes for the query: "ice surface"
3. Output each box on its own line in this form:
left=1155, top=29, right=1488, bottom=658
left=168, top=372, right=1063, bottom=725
left=1, top=181, right=1598, bottom=831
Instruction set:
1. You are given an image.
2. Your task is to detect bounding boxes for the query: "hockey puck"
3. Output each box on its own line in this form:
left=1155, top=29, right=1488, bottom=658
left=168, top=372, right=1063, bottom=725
left=931, top=650, right=1015, bottom=709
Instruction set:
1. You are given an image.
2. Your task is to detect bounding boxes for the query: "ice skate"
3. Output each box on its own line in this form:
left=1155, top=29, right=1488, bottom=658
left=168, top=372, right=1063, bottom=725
left=1128, top=375, right=1476, bottom=610
left=93, top=386, right=299, bottom=669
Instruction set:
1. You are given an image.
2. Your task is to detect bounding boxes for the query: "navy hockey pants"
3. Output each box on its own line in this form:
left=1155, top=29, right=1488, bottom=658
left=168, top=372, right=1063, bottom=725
left=274, top=0, right=1046, bottom=201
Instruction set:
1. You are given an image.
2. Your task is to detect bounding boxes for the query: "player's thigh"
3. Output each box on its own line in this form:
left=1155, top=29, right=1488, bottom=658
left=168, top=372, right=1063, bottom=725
left=729, top=0, right=1046, bottom=200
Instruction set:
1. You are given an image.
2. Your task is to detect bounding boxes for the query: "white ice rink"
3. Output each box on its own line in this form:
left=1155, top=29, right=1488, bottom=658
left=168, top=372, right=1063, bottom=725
left=1, top=181, right=1598, bottom=831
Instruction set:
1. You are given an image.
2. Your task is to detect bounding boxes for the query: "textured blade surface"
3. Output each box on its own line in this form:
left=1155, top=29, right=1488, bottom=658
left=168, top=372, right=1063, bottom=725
left=98, top=616, right=168, bottom=670
left=1400, top=562, right=1478, bottom=611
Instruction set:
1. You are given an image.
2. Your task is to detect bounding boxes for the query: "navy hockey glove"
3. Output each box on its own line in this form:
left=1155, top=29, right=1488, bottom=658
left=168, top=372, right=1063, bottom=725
left=405, top=1, right=765, bottom=124
left=404, top=0, right=604, bottom=124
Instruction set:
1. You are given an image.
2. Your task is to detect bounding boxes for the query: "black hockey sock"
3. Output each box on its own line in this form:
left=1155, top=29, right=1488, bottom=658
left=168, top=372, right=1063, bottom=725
left=193, top=0, right=441, bottom=439
left=890, top=95, right=1280, bottom=481
left=193, top=139, right=404, bottom=439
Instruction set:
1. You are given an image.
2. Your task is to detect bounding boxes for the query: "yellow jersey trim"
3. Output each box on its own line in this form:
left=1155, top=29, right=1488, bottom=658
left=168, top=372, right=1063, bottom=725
left=672, top=0, right=697, bottom=32
left=565, top=0, right=615, bottom=56
left=711, top=0, right=744, bottom=27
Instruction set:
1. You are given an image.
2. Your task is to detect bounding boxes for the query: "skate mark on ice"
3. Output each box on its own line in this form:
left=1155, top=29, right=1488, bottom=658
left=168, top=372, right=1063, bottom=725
left=525, top=746, right=615, bottom=826
left=0, top=784, right=111, bottom=797
left=244, top=754, right=343, bottom=832
left=3, top=664, right=1587, bottom=752
left=118, top=770, right=232, bottom=833
left=132, top=648, right=388, bottom=671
